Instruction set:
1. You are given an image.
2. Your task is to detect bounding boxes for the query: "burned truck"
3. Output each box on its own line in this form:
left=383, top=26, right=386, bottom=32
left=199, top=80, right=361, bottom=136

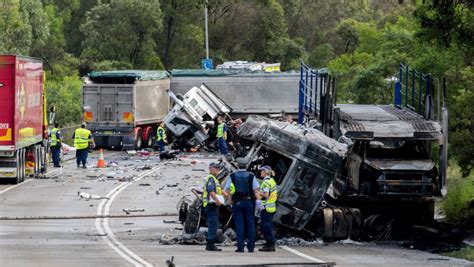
left=180, top=116, right=364, bottom=241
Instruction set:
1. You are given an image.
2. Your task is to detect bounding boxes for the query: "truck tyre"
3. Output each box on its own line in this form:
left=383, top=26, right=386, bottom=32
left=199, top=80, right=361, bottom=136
left=15, top=151, right=21, bottom=184
left=21, top=148, right=26, bottom=182
left=135, top=129, right=143, bottom=150
left=146, top=129, right=154, bottom=148
left=34, top=145, right=40, bottom=174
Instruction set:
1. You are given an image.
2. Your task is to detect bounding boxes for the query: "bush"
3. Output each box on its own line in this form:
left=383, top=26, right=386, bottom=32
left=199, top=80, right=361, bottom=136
left=45, top=75, right=83, bottom=126
left=441, top=163, right=474, bottom=224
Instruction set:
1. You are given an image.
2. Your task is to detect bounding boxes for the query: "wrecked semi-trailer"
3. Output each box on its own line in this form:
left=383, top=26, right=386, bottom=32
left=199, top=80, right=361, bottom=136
left=0, top=55, right=49, bottom=184
left=170, top=70, right=299, bottom=117
left=164, top=84, right=231, bottom=148
left=82, top=71, right=170, bottom=150
left=327, top=104, right=447, bottom=234
left=180, top=116, right=363, bottom=241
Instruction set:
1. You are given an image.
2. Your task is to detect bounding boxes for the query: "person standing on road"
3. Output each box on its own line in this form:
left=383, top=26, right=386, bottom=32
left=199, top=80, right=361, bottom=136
left=216, top=116, right=228, bottom=156
left=156, top=122, right=167, bottom=153
left=202, top=162, right=225, bottom=251
left=73, top=122, right=95, bottom=168
left=225, top=157, right=259, bottom=253
left=49, top=122, right=62, bottom=167
left=258, top=165, right=278, bottom=252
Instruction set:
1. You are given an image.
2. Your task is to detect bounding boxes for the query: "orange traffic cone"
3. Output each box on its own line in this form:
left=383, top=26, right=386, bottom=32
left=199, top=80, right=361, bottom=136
left=97, top=149, right=105, bottom=168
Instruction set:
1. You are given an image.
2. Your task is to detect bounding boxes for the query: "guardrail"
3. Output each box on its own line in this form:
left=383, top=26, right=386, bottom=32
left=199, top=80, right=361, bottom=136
left=395, top=63, right=446, bottom=121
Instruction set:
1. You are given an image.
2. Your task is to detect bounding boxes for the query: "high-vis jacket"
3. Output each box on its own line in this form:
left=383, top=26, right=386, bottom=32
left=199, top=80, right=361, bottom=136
left=73, top=128, right=91, bottom=150
left=260, top=177, right=277, bottom=213
left=156, top=126, right=167, bottom=142
left=50, top=128, right=61, bottom=146
left=202, top=174, right=223, bottom=208
left=216, top=123, right=227, bottom=140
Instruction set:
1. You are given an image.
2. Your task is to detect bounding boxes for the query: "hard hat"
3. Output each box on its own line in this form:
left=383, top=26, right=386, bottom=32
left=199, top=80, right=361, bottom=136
left=235, top=157, right=249, bottom=167
left=258, top=165, right=273, bottom=172
left=209, top=161, right=221, bottom=169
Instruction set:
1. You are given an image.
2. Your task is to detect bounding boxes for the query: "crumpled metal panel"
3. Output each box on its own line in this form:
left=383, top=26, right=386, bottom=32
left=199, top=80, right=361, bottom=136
left=238, top=116, right=348, bottom=230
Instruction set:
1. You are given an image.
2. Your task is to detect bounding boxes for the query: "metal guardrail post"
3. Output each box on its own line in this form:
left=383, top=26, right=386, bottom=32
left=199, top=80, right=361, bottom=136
left=405, top=65, right=409, bottom=107
left=298, top=63, right=304, bottom=124
left=394, top=82, right=402, bottom=106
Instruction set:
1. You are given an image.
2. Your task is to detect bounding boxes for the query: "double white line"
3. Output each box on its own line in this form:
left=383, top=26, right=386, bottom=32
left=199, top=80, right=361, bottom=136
left=95, top=166, right=161, bottom=267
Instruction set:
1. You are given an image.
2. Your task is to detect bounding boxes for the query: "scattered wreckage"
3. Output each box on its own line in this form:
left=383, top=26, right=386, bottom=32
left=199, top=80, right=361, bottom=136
left=178, top=109, right=448, bottom=242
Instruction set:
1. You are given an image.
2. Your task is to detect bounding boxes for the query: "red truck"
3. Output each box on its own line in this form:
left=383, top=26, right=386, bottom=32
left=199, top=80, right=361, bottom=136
left=0, top=55, right=48, bottom=184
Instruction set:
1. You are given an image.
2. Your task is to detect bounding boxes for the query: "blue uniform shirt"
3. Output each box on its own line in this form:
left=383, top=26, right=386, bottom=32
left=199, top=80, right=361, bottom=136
left=224, top=169, right=259, bottom=191
left=207, top=176, right=217, bottom=193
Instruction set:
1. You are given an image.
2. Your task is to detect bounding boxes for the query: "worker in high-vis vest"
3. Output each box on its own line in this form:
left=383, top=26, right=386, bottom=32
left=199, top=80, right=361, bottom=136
left=258, top=165, right=278, bottom=252
left=73, top=122, right=95, bottom=168
left=216, top=116, right=228, bottom=155
left=202, top=161, right=225, bottom=251
left=156, top=122, right=167, bottom=153
left=49, top=122, right=62, bottom=167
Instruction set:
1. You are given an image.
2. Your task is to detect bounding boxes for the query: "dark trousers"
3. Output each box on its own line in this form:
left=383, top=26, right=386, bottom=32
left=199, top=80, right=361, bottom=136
left=76, top=148, right=88, bottom=167
left=232, top=199, right=256, bottom=250
left=205, top=204, right=219, bottom=244
left=217, top=137, right=228, bottom=155
left=51, top=145, right=61, bottom=166
left=260, top=210, right=275, bottom=244
left=158, top=140, right=165, bottom=153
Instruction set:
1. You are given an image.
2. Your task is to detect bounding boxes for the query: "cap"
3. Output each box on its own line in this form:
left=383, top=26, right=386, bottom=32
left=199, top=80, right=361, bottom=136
left=258, top=165, right=273, bottom=172
left=235, top=157, right=249, bottom=167
left=81, top=121, right=87, bottom=127
left=209, top=161, right=221, bottom=169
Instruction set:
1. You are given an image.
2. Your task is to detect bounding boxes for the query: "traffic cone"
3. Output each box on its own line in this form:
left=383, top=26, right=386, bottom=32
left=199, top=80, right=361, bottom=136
left=97, top=149, right=105, bottom=168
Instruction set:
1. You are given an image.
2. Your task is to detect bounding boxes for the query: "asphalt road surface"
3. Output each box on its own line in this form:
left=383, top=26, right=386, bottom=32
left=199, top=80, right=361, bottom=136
left=1, top=151, right=472, bottom=267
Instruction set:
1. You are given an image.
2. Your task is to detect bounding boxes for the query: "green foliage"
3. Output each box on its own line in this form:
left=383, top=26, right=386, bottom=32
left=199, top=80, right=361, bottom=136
left=80, top=0, right=163, bottom=69
left=441, top=163, right=474, bottom=224
left=0, top=0, right=472, bottom=175
left=45, top=75, right=82, bottom=125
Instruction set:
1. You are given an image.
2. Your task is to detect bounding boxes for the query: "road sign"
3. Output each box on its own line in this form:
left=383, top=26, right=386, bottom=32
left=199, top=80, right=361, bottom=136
left=201, top=58, right=213, bottom=70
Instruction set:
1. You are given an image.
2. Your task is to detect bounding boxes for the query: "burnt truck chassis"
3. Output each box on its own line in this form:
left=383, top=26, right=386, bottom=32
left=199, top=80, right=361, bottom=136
left=179, top=115, right=451, bottom=242
left=180, top=116, right=365, bottom=241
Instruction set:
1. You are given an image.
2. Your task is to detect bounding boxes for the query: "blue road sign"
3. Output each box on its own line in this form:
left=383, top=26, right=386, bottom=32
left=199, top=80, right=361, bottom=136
left=202, top=58, right=213, bottom=70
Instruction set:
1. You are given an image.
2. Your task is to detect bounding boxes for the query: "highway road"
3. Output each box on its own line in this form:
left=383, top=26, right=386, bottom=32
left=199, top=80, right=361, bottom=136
left=0, top=150, right=472, bottom=266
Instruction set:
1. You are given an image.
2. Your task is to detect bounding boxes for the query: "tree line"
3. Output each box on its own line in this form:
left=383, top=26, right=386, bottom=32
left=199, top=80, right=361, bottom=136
left=0, top=0, right=472, bottom=175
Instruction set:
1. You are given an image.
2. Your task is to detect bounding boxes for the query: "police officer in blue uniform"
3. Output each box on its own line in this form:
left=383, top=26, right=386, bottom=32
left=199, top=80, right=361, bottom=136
left=225, top=157, right=259, bottom=253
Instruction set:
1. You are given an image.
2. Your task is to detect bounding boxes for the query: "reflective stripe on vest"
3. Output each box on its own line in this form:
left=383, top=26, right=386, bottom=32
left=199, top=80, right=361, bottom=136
left=202, top=174, right=222, bottom=208
left=260, top=177, right=277, bottom=213
left=156, top=126, right=167, bottom=142
left=74, top=128, right=91, bottom=150
left=50, top=128, right=59, bottom=146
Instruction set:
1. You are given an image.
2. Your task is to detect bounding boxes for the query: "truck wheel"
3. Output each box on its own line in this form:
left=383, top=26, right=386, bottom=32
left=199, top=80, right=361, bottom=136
left=135, top=130, right=143, bottom=150
left=21, top=148, right=26, bottom=182
left=146, top=129, right=154, bottom=148
left=41, top=146, right=47, bottom=173
left=34, top=145, right=40, bottom=174
left=14, top=151, right=21, bottom=184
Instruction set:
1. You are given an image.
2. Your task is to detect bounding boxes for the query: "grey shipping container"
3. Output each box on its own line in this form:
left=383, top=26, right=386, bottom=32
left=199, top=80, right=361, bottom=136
left=170, top=72, right=300, bottom=116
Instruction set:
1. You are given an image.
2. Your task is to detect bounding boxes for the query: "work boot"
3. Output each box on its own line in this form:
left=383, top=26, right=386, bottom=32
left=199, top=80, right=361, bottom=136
left=206, top=245, right=222, bottom=251
left=206, top=240, right=222, bottom=251
left=259, top=241, right=275, bottom=252
left=235, top=248, right=244, bottom=253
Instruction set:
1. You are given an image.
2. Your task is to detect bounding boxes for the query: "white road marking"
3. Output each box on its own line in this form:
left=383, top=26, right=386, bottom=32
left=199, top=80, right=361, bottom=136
left=0, top=179, right=32, bottom=195
left=280, top=245, right=327, bottom=264
left=96, top=166, right=161, bottom=267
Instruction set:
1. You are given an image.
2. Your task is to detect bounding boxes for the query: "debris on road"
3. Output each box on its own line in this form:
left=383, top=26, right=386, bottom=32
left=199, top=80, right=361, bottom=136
left=122, top=208, right=145, bottom=214
left=78, top=192, right=109, bottom=200
left=139, top=183, right=151, bottom=186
